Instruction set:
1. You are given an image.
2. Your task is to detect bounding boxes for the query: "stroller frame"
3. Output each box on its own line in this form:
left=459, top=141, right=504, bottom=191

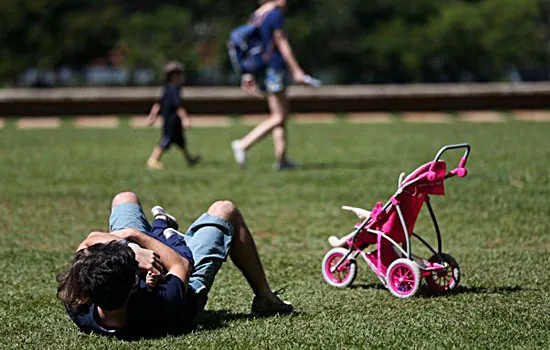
left=323, top=144, right=471, bottom=298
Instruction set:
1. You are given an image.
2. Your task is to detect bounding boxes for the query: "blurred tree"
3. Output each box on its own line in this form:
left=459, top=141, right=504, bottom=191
left=479, top=0, right=547, bottom=76
left=0, top=0, right=121, bottom=84
left=118, top=6, right=199, bottom=82
left=358, top=0, right=547, bottom=82
left=0, top=0, right=547, bottom=85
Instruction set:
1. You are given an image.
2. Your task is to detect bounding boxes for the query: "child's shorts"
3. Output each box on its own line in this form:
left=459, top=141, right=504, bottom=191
left=159, top=131, right=186, bottom=150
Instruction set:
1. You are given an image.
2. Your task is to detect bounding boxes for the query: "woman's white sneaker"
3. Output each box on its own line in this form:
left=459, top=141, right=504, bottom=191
left=231, top=140, right=247, bottom=168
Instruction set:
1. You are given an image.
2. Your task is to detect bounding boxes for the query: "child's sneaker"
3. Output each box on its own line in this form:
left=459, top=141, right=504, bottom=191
left=151, top=206, right=179, bottom=230
left=188, top=154, right=201, bottom=167
left=231, top=140, right=247, bottom=169
left=162, top=227, right=186, bottom=240
left=147, top=158, right=164, bottom=170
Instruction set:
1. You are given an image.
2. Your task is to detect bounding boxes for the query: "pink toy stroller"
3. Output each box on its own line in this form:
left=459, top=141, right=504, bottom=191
left=322, top=144, right=471, bottom=298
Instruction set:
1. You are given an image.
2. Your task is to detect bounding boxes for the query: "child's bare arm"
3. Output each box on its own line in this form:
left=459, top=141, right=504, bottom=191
left=147, top=103, right=161, bottom=126
left=177, top=107, right=190, bottom=129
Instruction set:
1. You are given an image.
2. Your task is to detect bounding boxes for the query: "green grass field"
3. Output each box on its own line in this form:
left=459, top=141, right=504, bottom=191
left=1, top=121, right=549, bottom=349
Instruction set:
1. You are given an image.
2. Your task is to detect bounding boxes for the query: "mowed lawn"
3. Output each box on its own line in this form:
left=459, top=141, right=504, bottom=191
left=0, top=120, right=549, bottom=349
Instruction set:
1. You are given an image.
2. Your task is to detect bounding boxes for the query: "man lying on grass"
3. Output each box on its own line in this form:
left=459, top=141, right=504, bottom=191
left=57, top=192, right=292, bottom=339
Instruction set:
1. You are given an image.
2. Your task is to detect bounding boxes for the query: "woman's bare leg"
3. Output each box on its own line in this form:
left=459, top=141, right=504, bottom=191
left=238, top=92, right=288, bottom=152
left=272, top=93, right=289, bottom=162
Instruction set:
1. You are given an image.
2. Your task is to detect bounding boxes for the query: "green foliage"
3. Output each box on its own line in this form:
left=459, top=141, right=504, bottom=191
left=1, top=121, right=550, bottom=348
left=479, top=0, right=546, bottom=71
left=0, top=0, right=547, bottom=84
left=0, top=0, right=121, bottom=83
left=118, top=6, right=199, bottom=78
left=363, top=0, right=548, bottom=82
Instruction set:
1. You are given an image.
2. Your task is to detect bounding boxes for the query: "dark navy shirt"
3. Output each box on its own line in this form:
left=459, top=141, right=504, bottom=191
left=66, top=274, right=195, bottom=339
left=259, top=8, right=286, bottom=70
left=161, top=84, right=182, bottom=135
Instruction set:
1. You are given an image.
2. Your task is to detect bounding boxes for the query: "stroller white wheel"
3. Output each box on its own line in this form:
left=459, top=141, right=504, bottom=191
left=425, top=253, right=460, bottom=292
left=386, top=258, right=421, bottom=298
left=322, top=248, right=357, bottom=288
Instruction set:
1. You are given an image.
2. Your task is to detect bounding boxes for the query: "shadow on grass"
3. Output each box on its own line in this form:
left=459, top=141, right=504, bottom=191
left=193, top=309, right=301, bottom=332
left=128, top=309, right=298, bottom=340
left=349, top=283, right=387, bottom=291
left=300, top=161, right=373, bottom=171
left=349, top=283, right=526, bottom=297
left=417, top=285, right=526, bottom=298
left=195, top=160, right=227, bottom=169
left=194, top=309, right=257, bottom=331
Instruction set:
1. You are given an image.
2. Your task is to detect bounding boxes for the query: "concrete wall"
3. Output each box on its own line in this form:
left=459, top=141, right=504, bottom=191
left=1, top=83, right=549, bottom=116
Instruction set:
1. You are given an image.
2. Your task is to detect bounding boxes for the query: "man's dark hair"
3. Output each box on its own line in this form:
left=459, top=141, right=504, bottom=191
left=57, top=241, right=138, bottom=311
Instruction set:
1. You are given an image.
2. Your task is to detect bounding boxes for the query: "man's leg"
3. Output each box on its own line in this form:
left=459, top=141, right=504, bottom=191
left=109, top=192, right=152, bottom=234
left=111, top=191, right=140, bottom=208
left=206, top=201, right=292, bottom=312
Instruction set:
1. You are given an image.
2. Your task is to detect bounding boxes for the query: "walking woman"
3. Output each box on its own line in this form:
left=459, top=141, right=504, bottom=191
left=231, top=0, right=308, bottom=170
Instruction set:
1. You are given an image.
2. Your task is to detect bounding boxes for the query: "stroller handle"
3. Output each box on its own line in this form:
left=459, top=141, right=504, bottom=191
left=428, top=143, right=471, bottom=179
left=433, top=143, right=471, bottom=163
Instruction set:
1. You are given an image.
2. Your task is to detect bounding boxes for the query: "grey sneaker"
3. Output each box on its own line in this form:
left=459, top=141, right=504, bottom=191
left=251, top=291, right=293, bottom=316
left=273, top=159, right=301, bottom=171
left=151, top=206, right=179, bottom=230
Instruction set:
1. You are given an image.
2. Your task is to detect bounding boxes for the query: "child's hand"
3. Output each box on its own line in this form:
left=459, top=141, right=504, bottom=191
left=182, top=117, right=191, bottom=130
left=177, top=108, right=190, bottom=129
left=128, top=244, right=163, bottom=275
left=146, top=270, right=162, bottom=288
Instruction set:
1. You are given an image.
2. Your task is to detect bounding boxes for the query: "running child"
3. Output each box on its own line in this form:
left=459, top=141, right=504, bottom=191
left=146, top=61, right=200, bottom=170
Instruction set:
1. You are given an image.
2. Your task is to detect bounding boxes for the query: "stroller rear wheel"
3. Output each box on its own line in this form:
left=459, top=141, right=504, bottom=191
left=322, top=248, right=357, bottom=288
left=386, top=258, right=421, bottom=298
left=425, top=253, right=460, bottom=292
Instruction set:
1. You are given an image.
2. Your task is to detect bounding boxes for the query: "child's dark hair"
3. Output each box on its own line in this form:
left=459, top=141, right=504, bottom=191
left=163, top=61, right=185, bottom=83
left=57, top=241, right=138, bottom=311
